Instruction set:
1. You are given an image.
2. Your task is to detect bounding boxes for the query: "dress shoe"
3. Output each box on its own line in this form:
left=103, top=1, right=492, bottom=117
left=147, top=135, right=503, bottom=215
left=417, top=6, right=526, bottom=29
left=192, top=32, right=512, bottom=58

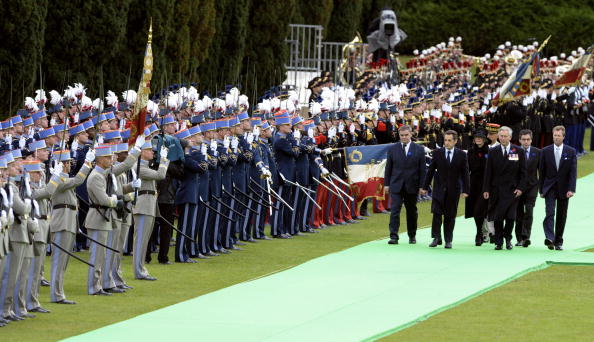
left=489, top=233, right=495, bottom=244
left=0, top=321, right=5, bottom=327
left=444, top=242, right=452, bottom=249
left=320, top=224, right=327, bottom=228
left=181, top=259, right=197, bottom=263
left=260, top=236, right=272, bottom=240
left=429, top=239, right=442, bottom=247
left=20, top=313, right=36, bottom=319
left=246, top=238, right=257, bottom=243
left=40, top=279, right=50, bottom=287
left=283, top=234, right=293, bottom=239
left=544, top=239, right=554, bottom=250
left=105, top=287, right=125, bottom=294
left=273, top=234, right=288, bottom=239
left=0, top=317, right=9, bottom=324
left=118, top=284, right=133, bottom=290
left=218, top=248, right=231, bottom=254
left=555, top=245, right=564, bottom=251
left=205, top=251, right=219, bottom=257
left=506, top=242, right=513, bottom=250
left=30, top=307, right=50, bottom=313
left=55, top=299, right=76, bottom=304
left=409, top=238, right=417, bottom=244
left=138, top=276, right=157, bottom=281
left=523, top=239, right=531, bottom=247
left=235, top=241, right=246, bottom=246
left=475, top=236, right=483, bottom=246
left=355, top=216, right=367, bottom=220
left=381, top=210, right=389, bottom=214
left=388, top=239, right=399, bottom=245
left=494, top=245, right=503, bottom=250
left=92, top=290, right=112, bottom=296
left=196, top=253, right=209, bottom=259
left=515, top=241, right=524, bottom=247
left=347, top=219, right=358, bottom=224
left=159, top=261, right=173, bottom=265
left=5, top=315, right=24, bottom=321
left=230, top=245, right=242, bottom=250
left=292, top=232, right=305, bottom=236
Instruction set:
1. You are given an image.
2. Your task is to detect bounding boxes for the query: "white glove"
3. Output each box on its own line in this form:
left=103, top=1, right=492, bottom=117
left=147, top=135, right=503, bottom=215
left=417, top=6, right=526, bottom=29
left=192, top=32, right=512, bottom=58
left=7, top=208, right=14, bottom=226
left=4, top=134, right=12, bottom=144
left=30, top=218, right=39, bottom=234
left=97, top=135, right=104, bottom=144
left=322, top=148, right=333, bottom=155
left=19, top=136, right=26, bottom=149
left=349, top=123, right=355, bottom=134
left=160, top=146, right=169, bottom=160
left=51, top=162, right=64, bottom=176
left=223, top=136, right=231, bottom=149
left=210, top=140, right=217, bottom=152
left=24, top=199, right=32, bottom=214
left=338, top=122, right=345, bottom=133
left=50, top=118, right=57, bottom=126
left=358, top=114, right=365, bottom=125
left=293, top=129, right=301, bottom=140
left=231, top=136, right=239, bottom=150
left=132, top=178, right=142, bottom=189
left=109, top=195, right=118, bottom=207
left=320, top=166, right=330, bottom=176
left=200, top=143, right=208, bottom=156
left=0, top=210, right=7, bottom=228
left=328, top=126, right=337, bottom=138
left=489, top=106, right=498, bottom=113
left=85, top=150, right=96, bottom=163
left=390, top=115, right=396, bottom=124
left=307, top=128, right=314, bottom=139
left=246, top=132, right=254, bottom=145
left=253, top=126, right=260, bottom=138
left=134, top=133, right=146, bottom=149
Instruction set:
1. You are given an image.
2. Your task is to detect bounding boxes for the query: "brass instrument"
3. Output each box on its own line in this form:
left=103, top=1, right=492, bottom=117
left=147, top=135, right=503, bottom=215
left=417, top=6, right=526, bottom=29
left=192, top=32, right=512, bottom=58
left=338, top=32, right=365, bottom=85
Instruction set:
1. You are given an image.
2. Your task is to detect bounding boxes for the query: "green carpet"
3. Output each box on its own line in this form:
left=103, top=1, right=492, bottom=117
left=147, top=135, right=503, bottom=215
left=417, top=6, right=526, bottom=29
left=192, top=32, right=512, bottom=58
left=66, top=174, right=594, bottom=342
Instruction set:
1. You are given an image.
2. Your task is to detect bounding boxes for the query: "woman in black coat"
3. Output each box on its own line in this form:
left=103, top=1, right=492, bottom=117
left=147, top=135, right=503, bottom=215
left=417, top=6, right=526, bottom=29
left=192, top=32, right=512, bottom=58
left=464, top=128, right=490, bottom=245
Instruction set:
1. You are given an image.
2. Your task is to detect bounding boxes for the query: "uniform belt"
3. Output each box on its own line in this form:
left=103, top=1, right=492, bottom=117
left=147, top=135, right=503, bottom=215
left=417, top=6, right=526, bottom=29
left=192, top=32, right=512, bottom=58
left=90, top=204, right=111, bottom=210
left=53, top=204, right=77, bottom=210
left=39, top=215, right=48, bottom=220
left=138, top=190, right=156, bottom=196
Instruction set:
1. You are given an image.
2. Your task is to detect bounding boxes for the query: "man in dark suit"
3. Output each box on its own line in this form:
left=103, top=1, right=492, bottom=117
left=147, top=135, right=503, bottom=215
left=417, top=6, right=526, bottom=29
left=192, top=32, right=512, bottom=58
left=421, top=130, right=470, bottom=249
left=539, top=125, right=577, bottom=250
left=483, top=126, right=527, bottom=250
left=384, top=125, right=427, bottom=244
left=515, top=129, right=541, bottom=247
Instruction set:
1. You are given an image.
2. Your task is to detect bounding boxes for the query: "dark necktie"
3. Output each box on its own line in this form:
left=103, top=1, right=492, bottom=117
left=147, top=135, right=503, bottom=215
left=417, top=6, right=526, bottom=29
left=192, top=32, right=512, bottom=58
left=447, top=150, right=451, bottom=163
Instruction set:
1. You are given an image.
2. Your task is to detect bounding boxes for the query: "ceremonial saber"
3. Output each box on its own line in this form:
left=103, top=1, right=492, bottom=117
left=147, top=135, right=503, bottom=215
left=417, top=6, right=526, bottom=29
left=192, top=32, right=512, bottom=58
left=265, top=179, right=273, bottom=216
left=199, top=198, right=236, bottom=222
left=157, top=215, right=196, bottom=243
left=247, top=184, right=274, bottom=207
left=211, top=196, right=246, bottom=218
left=279, top=174, right=321, bottom=210
left=327, top=174, right=355, bottom=201
left=268, top=185, right=294, bottom=212
left=78, top=229, right=121, bottom=254
left=312, top=177, right=341, bottom=198
left=221, top=187, right=259, bottom=214
left=233, top=185, right=272, bottom=208
left=51, top=241, right=95, bottom=267
left=321, top=175, right=351, bottom=212
left=330, top=172, right=351, bottom=188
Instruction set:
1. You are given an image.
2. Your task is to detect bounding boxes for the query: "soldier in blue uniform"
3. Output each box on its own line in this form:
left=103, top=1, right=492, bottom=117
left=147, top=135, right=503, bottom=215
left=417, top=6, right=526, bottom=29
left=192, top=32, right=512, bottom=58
left=254, top=121, right=275, bottom=240
left=198, top=121, right=218, bottom=256
left=174, top=127, right=207, bottom=263
left=271, top=113, right=300, bottom=238
left=234, top=112, right=255, bottom=242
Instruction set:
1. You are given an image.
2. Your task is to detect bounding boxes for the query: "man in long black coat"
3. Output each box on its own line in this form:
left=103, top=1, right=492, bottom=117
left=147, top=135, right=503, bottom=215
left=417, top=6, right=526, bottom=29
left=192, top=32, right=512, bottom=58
left=514, top=129, right=541, bottom=247
left=422, top=130, right=470, bottom=248
left=483, top=126, right=527, bottom=250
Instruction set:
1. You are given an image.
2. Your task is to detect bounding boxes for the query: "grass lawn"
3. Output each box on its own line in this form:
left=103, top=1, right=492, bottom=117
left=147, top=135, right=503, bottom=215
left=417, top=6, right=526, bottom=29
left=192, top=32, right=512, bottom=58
left=379, top=265, right=594, bottom=342
left=2, top=130, right=593, bottom=341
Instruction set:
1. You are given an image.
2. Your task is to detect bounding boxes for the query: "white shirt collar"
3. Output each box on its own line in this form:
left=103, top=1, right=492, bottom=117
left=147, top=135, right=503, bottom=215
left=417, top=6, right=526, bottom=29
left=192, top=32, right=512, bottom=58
left=555, top=143, right=564, bottom=150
